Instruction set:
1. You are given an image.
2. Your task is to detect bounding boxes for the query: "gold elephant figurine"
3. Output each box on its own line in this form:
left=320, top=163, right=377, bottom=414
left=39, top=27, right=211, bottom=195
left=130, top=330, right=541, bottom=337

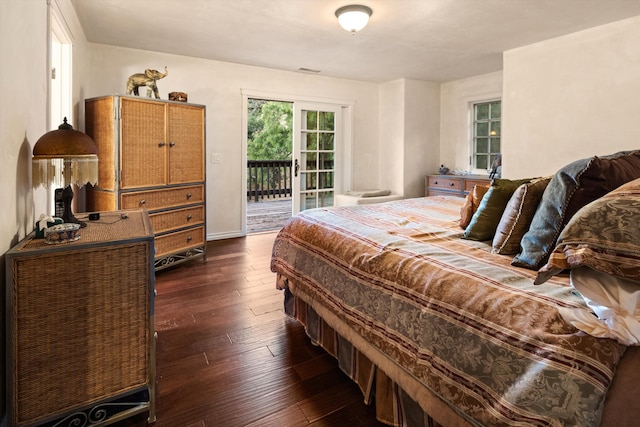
left=126, top=66, right=168, bottom=99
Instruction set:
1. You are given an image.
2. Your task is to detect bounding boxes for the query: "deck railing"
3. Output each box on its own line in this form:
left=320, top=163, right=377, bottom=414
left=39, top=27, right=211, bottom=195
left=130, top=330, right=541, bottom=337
left=247, top=160, right=292, bottom=202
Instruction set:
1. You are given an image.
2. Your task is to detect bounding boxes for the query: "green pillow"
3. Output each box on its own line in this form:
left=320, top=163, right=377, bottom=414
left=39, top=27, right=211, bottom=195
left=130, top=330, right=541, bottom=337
left=463, top=178, right=531, bottom=241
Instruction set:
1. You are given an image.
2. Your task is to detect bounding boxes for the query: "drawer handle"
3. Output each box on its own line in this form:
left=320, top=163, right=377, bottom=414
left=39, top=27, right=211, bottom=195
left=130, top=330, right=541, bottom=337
left=139, top=199, right=146, bottom=205
left=186, top=193, right=192, bottom=199
left=434, top=180, right=438, bottom=185
left=169, top=141, right=176, bottom=147
left=158, top=142, right=166, bottom=147
left=187, top=214, right=193, bottom=220
left=187, top=236, right=193, bottom=242
left=450, top=182, right=455, bottom=187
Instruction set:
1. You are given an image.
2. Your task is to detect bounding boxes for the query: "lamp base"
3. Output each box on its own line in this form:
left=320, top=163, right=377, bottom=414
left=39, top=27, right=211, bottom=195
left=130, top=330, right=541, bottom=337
left=61, top=185, right=87, bottom=228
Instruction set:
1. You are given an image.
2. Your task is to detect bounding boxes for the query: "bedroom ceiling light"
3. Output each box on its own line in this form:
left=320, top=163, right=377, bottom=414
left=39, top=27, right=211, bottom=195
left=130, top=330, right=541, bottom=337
left=335, top=4, right=372, bottom=34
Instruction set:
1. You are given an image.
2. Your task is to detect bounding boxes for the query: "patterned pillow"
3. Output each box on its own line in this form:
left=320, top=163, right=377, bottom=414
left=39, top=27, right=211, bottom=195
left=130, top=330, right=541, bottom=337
left=463, top=178, right=531, bottom=241
left=492, top=177, right=551, bottom=255
left=513, top=150, right=640, bottom=269
left=535, top=178, right=640, bottom=285
left=459, top=184, right=489, bottom=229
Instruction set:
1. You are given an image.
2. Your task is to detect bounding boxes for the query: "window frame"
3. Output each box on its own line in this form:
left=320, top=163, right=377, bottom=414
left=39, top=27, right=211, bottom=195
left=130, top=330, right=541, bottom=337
left=49, top=1, right=73, bottom=129
left=46, top=2, right=73, bottom=215
left=470, top=99, right=501, bottom=174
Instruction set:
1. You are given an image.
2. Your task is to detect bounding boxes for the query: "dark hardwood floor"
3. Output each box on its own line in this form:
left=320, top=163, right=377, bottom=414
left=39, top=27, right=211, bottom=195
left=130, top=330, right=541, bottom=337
left=121, top=232, right=386, bottom=427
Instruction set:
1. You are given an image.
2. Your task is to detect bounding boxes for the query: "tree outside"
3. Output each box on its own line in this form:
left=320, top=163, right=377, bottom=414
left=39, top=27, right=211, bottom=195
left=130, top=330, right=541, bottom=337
left=247, top=99, right=292, bottom=160
left=247, top=99, right=294, bottom=202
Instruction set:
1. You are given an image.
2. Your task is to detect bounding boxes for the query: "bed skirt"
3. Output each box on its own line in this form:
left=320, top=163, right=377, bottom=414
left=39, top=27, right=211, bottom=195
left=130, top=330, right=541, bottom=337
left=283, top=285, right=470, bottom=427
left=282, top=282, right=640, bottom=427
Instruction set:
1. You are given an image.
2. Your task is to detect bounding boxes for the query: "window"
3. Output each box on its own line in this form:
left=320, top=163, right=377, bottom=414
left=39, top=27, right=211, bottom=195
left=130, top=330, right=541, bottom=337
left=472, top=100, right=501, bottom=171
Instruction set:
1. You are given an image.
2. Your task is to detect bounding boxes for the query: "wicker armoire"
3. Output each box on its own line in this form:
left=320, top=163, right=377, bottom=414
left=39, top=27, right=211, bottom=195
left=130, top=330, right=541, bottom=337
left=85, top=95, right=206, bottom=270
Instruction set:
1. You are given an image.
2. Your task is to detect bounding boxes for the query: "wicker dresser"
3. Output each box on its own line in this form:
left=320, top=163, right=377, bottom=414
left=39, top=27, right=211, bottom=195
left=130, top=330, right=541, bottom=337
left=5, top=210, right=155, bottom=427
left=85, top=95, right=206, bottom=270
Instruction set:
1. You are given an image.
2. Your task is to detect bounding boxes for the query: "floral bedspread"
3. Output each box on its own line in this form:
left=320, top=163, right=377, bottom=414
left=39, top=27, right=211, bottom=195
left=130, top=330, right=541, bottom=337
left=270, top=196, right=626, bottom=427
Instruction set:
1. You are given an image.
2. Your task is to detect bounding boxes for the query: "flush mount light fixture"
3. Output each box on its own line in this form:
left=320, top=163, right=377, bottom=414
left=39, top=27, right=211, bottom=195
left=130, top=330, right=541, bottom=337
left=335, top=4, right=373, bottom=34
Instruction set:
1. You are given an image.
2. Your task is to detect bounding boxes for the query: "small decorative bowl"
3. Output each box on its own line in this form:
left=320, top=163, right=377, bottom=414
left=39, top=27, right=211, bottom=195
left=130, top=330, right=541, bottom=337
left=44, top=223, right=81, bottom=244
left=34, top=217, right=63, bottom=238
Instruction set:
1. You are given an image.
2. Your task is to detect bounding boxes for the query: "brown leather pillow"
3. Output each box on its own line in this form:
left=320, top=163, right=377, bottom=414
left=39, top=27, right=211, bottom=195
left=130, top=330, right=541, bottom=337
left=460, top=184, right=489, bottom=228
left=492, top=177, right=551, bottom=254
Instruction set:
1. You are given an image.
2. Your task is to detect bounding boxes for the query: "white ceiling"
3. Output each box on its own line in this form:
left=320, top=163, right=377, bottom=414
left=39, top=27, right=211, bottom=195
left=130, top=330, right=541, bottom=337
left=71, top=0, right=640, bottom=83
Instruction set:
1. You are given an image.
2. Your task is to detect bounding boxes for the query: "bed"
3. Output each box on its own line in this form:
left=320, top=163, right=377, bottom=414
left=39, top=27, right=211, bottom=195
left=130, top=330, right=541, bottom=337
left=270, top=151, right=640, bottom=427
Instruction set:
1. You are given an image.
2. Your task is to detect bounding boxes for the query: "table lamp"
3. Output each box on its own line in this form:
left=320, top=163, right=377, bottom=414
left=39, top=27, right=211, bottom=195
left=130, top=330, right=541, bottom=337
left=32, top=117, right=98, bottom=228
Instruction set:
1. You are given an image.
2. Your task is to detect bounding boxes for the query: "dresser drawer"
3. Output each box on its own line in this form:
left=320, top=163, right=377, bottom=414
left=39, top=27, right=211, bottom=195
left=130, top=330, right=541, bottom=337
left=149, top=205, right=205, bottom=234
left=154, top=226, right=205, bottom=258
left=426, top=175, right=491, bottom=197
left=426, top=176, right=462, bottom=191
left=427, top=189, right=465, bottom=198
left=121, top=185, right=204, bottom=211
left=464, top=178, right=492, bottom=193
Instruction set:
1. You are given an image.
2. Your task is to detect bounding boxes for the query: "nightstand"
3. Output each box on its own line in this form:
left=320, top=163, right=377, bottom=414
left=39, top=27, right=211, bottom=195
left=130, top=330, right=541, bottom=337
left=5, top=209, right=155, bottom=427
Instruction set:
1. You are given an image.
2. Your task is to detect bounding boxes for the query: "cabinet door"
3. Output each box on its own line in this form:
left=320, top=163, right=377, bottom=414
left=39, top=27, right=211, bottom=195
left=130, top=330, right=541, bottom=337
left=120, top=98, right=167, bottom=189
left=167, top=103, right=205, bottom=184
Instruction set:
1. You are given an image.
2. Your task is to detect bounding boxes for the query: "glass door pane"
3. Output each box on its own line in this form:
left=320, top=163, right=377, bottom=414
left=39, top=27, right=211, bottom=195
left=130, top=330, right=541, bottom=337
left=293, top=103, right=341, bottom=213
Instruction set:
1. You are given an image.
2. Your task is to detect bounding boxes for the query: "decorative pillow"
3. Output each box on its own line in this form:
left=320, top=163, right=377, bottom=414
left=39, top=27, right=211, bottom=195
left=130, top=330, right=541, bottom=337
left=513, top=150, right=640, bottom=269
left=459, top=184, right=489, bottom=228
left=492, top=177, right=551, bottom=255
left=463, top=178, right=531, bottom=241
left=535, top=177, right=640, bottom=285
left=459, top=193, right=474, bottom=228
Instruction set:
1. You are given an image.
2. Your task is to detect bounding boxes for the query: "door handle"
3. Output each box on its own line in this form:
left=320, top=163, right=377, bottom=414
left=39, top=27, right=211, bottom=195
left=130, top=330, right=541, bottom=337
left=294, top=159, right=299, bottom=177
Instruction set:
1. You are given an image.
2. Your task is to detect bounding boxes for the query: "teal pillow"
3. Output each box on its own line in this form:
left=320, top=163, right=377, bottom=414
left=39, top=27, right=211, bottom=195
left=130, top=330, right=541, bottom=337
left=513, top=150, right=640, bottom=269
left=463, top=178, right=531, bottom=241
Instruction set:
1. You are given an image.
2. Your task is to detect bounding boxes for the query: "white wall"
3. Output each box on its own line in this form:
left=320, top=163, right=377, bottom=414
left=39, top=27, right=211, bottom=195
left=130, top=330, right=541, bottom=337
left=0, top=0, right=49, bottom=418
left=502, top=15, right=640, bottom=178
left=82, top=44, right=380, bottom=238
left=379, top=79, right=440, bottom=198
left=404, top=79, right=440, bottom=197
left=439, top=71, right=503, bottom=174
left=379, top=79, right=405, bottom=196
left=0, top=1, right=48, bottom=250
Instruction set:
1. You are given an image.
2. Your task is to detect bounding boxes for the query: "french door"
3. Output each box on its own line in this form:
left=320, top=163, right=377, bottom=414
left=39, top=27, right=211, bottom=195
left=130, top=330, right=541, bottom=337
left=293, top=102, right=343, bottom=213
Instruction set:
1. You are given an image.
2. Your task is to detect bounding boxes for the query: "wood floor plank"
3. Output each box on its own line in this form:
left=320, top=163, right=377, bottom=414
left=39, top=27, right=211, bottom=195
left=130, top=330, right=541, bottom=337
left=119, top=232, right=386, bottom=427
left=294, top=353, right=338, bottom=380
left=243, top=403, right=309, bottom=427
